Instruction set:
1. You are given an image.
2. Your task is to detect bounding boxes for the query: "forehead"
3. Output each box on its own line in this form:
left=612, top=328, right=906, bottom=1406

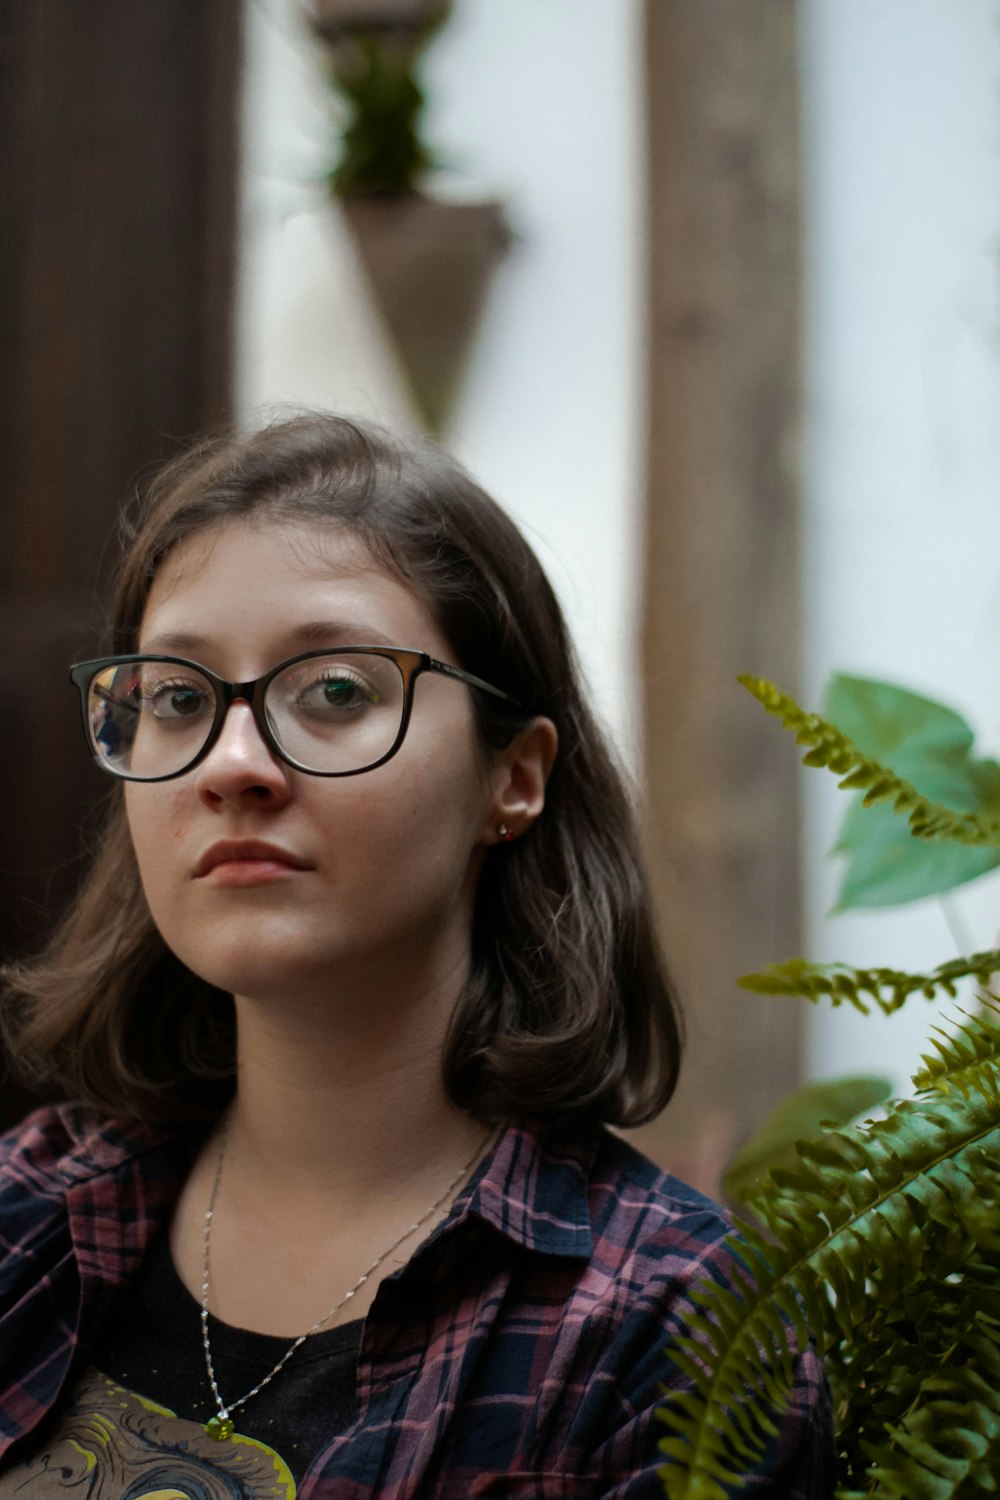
left=139, top=520, right=442, bottom=659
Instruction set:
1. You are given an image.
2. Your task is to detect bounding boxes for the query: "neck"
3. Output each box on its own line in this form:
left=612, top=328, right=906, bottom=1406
left=223, top=947, right=488, bottom=1209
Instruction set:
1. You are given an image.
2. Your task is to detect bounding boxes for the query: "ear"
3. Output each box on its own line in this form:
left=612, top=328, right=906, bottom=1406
left=483, top=716, right=559, bottom=845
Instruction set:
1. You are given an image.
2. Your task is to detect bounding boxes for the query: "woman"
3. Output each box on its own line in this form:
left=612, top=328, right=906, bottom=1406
left=0, top=414, right=833, bottom=1497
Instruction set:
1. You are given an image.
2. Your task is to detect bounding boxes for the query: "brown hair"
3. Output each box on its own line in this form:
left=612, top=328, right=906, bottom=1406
left=2, top=414, right=682, bottom=1126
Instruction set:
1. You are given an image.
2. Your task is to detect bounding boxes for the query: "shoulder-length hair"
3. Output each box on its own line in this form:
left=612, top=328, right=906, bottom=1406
left=2, top=414, right=682, bottom=1127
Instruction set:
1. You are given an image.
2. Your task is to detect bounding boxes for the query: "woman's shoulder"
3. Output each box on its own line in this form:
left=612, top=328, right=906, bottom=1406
left=582, top=1125, right=744, bottom=1292
left=498, top=1119, right=737, bottom=1290
left=591, top=1126, right=729, bottom=1217
left=0, top=1101, right=166, bottom=1191
left=1, top=1101, right=101, bottom=1174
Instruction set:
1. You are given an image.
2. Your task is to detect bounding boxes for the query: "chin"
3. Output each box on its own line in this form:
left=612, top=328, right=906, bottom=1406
left=161, top=920, right=328, bottom=1000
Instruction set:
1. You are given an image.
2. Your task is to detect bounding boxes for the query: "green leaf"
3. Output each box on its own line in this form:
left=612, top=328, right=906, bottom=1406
left=723, top=1075, right=893, bottom=1203
left=738, top=677, right=1000, bottom=849
left=820, top=676, right=1000, bottom=909
left=833, top=796, right=1000, bottom=912
left=822, top=675, right=978, bottom=763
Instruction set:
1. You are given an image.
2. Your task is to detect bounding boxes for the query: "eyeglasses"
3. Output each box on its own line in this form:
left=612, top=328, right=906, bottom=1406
left=69, top=648, right=521, bottom=782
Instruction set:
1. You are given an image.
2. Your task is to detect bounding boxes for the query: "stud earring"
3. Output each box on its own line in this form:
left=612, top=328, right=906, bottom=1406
left=497, top=824, right=516, bottom=842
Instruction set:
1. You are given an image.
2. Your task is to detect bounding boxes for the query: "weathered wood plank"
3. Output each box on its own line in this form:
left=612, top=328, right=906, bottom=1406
left=636, top=0, right=804, bottom=1192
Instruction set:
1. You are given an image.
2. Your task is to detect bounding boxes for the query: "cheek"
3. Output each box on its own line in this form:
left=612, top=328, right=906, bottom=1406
left=399, top=729, right=491, bottom=826
left=329, top=767, right=473, bottom=869
left=326, top=743, right=490, bottom=901
left=124, top=787, right=187, bottom=901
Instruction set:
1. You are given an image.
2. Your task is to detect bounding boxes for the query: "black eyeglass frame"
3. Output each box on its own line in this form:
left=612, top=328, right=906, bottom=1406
left=69, top=647, right=523, bottom=783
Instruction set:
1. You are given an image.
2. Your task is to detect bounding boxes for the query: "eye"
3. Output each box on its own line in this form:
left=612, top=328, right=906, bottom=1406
left=138, top=676, right=213, bottom=721
left=295, top=667, right=380, bottom=716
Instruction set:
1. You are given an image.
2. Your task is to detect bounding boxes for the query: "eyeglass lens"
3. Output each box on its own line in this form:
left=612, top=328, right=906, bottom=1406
left=85, top=655, right=408, bottom=778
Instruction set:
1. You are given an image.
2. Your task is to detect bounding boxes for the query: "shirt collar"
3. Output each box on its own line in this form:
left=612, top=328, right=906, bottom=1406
left=51, top=1109, right=204, bottom=1304
left=48, top=1107, right=597, bottom=1261
left=49, top=1107, right=184, bottom=1187
left=457, top=1118, right=596, bottom=1260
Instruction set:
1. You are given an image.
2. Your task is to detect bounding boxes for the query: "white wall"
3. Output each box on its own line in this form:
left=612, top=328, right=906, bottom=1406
left=237, top=0, right=644, bottom=760
left=800, top=0, right=1000, bottom=1091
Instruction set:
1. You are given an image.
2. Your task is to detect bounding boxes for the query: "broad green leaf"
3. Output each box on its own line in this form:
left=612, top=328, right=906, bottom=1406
left=738, top=677, right=1000, bottom=850
left=822, top=675, right=977, bottom=762
left=723, top=1075, right=892, bottom=1203
left=821, top=676, right=1000, bottom=909
left=832, top=753, right=1000, bottom=910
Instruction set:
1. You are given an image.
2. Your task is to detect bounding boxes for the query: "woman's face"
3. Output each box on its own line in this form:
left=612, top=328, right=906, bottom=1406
left=125, top=520, right=508, bottom=1010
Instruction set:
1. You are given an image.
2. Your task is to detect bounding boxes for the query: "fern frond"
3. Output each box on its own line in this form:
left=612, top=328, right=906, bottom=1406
left=861, top=1334, right=1000, bottom=1498
left=738, top=952, right=1000, bottom=1016
left=915, top=1001, right=1000, bottom=1102
left=738, top=677, right=1000, bottom=849
left=829, top=1260, right=1000, bottom=1492
left=658, top=1027, right=1000, bottom=1497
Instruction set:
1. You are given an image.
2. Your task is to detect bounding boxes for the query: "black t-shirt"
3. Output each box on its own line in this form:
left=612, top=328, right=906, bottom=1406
left=83, top=1227, right=364, bottom=1485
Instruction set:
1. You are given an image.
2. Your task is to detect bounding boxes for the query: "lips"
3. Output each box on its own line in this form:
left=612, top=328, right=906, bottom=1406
left=194, top=840, right=310, bottom=878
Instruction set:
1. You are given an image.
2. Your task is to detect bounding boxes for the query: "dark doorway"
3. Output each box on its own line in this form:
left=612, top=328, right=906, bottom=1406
left=0, top=0, right=241, bottom=1130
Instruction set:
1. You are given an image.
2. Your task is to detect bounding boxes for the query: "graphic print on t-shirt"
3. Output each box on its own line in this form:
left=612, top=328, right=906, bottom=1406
left=1, top=1369, right=295, bottom=1500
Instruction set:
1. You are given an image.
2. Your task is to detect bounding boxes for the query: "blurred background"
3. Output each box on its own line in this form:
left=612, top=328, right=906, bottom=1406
left=3, top=0, right=1000, bottom=1194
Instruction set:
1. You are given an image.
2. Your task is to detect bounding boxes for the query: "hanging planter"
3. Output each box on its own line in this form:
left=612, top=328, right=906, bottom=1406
left=302, top=0, right=510, bottom=434
left=339, top=194, right=508, bottom=436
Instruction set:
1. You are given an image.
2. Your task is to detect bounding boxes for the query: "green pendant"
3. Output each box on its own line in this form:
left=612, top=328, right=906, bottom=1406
left=205, top=1413, right=235, bottom=1441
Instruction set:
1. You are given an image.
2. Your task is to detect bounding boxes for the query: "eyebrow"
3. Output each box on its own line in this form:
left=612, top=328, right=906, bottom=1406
left=138, top=621, right=402, bottom=655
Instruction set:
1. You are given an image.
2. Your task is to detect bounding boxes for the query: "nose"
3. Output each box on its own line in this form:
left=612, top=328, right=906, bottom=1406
left=194, top=699, right=291, bottom=809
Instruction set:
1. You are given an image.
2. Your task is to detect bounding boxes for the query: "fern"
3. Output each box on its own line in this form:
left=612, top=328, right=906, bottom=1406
left=865, top=1374, right=1000, bottom=1498
left=662, top=677, right=1000, bottom=1496
left=658, top=1004, right=1000, bottom=1498
left=739, top=952, right=1000, bottom=1016
left=839, top=1278, right=1000, bottom=1499
left=738, top=677, right=1000, bottom=849
left=915, top=1007, right=1000, bottom=1102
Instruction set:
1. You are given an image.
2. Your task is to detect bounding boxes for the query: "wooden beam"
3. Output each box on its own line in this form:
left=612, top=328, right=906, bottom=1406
left=636, top=0, right=804, bottom=1193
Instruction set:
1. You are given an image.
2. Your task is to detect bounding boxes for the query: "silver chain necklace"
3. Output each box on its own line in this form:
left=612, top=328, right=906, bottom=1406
left=200, top=1116, right=496, bottom=1440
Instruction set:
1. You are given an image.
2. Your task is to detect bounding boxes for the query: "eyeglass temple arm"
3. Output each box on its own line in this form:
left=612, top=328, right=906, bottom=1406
left=427, top=657, right=521, bottom=708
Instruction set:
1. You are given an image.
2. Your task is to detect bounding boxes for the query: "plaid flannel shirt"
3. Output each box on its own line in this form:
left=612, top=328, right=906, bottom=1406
left=0, top=1104, right=834, bottom=1497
